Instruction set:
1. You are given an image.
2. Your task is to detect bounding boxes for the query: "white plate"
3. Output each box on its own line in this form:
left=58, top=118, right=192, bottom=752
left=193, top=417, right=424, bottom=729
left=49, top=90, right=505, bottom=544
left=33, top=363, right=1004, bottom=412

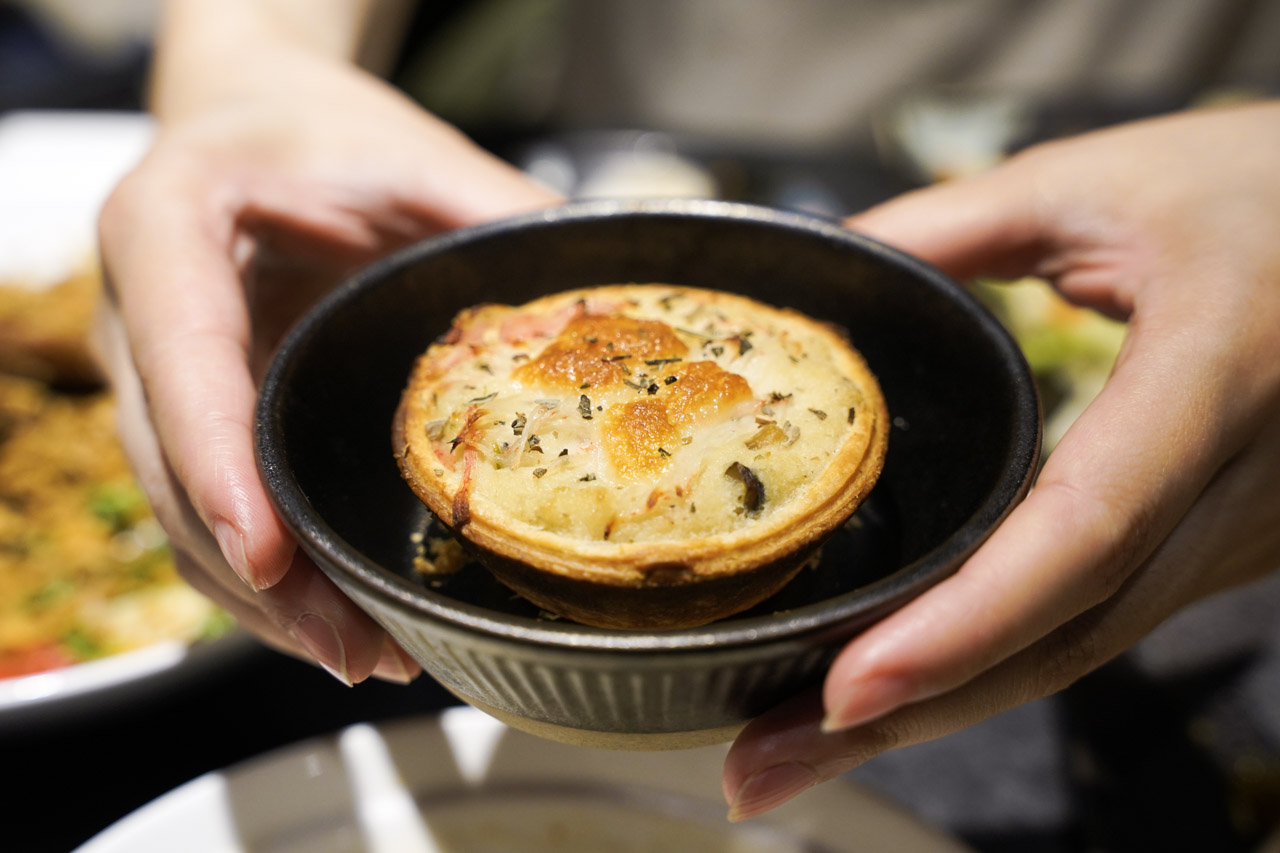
left=0, top=110, right=154, bottom=286
left=0, top=632, right=255, bottom=732
left=76, top=706, right=972, bottom=853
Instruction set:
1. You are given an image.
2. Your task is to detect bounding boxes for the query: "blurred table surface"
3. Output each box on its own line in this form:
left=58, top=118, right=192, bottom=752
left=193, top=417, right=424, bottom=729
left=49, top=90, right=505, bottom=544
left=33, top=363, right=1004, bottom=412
left=8, top=644, right=460, bottom=852
left=10, top=589, right=1280, bottom=853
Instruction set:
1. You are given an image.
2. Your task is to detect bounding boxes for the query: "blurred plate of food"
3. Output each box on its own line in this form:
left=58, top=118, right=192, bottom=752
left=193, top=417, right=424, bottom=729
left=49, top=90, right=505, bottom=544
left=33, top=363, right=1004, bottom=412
left=0, top=263, right=247, bottom=729
left=0, top=111, right=248, bottom=728
left=76, top=705, right=974, bottom=853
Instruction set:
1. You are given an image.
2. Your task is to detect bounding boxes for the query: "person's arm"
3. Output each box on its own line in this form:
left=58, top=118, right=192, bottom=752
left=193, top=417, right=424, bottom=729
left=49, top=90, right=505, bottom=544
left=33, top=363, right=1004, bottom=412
left=98, top=0, right=557, bottom=684
left=153, top=0, right=417, bottom=118
left=724, top=101, right=1280, bottom=819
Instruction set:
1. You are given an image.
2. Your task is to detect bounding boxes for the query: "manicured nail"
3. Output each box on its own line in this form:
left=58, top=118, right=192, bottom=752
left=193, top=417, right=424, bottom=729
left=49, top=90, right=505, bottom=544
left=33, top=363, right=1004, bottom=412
left=728, top=762, right=819, bottom=822
left=213, top=520, right=260, bottom=590
left=292, top=613, right=352, bottom=686
left=821, top=675, right=914, bottom=733
left=372, top=641, right=420, bottom=684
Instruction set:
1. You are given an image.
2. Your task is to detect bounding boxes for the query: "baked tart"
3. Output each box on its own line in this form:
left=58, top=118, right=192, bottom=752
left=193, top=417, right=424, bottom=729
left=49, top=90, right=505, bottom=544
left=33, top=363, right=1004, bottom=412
left=393, top=285, right=888, bottom=629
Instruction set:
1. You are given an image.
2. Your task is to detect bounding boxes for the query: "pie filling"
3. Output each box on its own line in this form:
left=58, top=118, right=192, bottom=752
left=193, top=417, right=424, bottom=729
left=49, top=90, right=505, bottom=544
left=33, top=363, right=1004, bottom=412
left=401, top=286, right=875, bottom=545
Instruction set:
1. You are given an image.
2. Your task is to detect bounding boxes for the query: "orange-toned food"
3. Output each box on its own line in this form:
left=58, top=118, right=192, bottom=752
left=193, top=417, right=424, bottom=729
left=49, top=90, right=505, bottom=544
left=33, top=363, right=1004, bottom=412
left=394, top=285, right=888, bottom=629
left=0, top=270, right=230, bottom=678
left=0, top=374, right=230, bottom=674
left=0, top=268, right=102, bottom=386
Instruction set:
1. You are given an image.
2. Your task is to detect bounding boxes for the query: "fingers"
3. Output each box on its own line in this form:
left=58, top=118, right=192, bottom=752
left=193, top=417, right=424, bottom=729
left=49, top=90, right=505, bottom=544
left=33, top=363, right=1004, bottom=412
left=175, top=549, right=422, bottom=685
left=818, top=317, right=1234, bottom=735
left=844, top=162, right=1048, bottom=282
left=374, top=634, right=424, bottom=685
left=253, top=548, right=390, bottom=685
left=100, top=298, right=417, bottom=684
left=825, top=146, right=1267, bottom=737
left=397, top=122, right=563, bottom=229
left=725, top=434, right=1280, bottom=822
left=171, top=551, right=301, bottom=658
left=100, top=163, right=296, bottom=592
left=231, top=124, right=560, bottom=274
left=723, top=315, right=1270, bottom=820
left=94, top=92, right=538, bottom=694
left=723, top=691, right=826, bottom=820
left=256, top=553, right=423, bottom=685
left=727, top=105, right=1280, bottom=824
left=844, top=150, right=1139, bottom=322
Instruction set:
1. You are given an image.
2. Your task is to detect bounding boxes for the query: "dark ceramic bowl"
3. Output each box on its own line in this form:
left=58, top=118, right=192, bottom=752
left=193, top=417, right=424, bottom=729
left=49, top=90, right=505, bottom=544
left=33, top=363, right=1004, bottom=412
left=256, top=199, right=1040, bottom=748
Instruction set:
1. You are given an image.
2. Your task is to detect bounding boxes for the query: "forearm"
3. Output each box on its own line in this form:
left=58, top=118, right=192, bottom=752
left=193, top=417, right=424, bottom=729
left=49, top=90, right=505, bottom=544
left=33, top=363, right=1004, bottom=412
left=151, top=0, right=400, bottom=120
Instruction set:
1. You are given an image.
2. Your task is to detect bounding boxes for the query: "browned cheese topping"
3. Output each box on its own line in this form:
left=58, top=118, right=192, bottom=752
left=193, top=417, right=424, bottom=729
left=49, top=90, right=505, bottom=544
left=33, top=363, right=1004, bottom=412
left=397, top=285, right=878, bottom=544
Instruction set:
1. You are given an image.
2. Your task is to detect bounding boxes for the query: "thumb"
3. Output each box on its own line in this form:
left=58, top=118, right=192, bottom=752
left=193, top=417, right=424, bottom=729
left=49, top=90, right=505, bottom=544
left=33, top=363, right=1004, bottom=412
left=398, top=133, right=563, bottom=230
left=844, top=165, right=1047, bottom=281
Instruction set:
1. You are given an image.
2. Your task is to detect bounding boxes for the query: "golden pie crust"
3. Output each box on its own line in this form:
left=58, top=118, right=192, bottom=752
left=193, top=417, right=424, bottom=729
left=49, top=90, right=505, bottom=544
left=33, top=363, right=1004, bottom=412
left=394, top=285, right=887, bottom=629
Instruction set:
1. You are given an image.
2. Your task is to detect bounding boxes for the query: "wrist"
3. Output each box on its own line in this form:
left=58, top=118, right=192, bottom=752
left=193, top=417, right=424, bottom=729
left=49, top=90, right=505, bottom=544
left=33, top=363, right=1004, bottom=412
left=151, top=0, right=393, bottom=122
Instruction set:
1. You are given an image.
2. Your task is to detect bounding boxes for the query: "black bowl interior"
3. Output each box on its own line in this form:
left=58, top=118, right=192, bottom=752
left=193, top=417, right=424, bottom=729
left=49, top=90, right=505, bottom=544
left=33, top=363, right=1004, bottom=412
left=257, top=200, right=1039, bottom=648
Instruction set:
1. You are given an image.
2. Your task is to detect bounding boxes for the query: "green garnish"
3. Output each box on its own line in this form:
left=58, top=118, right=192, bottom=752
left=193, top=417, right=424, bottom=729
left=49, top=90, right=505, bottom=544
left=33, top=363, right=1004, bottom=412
left=88, top=482, right=147, bottom=532
left=62, top=627, right=101, bottom=661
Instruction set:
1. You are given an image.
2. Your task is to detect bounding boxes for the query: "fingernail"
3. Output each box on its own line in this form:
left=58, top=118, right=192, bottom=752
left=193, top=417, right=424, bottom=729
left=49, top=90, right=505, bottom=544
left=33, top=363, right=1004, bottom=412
left=292, top=613, right=352, bottom=686
left=821, top=675, right=914, bottom=733
left=213, top=520, right=260, bottom=590
left=728, top=762, right=819, bottom=822
left=372, top=640, right=421, bottom=685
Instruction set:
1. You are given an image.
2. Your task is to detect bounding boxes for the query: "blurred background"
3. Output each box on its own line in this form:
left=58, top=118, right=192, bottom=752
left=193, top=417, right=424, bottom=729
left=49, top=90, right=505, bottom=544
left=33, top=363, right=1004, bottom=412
left=0, top=0, right=153, bottom=113
left=4, top=2, right=1280, bottom=852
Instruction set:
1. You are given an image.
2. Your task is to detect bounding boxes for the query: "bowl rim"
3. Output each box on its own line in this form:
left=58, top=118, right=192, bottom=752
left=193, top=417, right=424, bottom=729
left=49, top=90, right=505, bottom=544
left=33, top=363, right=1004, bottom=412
left=256, top=198, right=1040, bottom=653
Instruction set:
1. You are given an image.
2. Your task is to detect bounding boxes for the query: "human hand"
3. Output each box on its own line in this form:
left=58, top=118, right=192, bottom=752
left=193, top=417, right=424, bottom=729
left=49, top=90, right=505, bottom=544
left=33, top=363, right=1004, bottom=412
left=97, top=22, right=558, bottom=684
left=724, top=102, right=1280, bottom=818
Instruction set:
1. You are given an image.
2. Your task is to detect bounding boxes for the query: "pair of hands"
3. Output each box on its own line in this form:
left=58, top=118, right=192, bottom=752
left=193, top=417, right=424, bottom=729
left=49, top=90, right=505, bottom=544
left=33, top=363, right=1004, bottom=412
left=97, top=42, right=1280, bottom=820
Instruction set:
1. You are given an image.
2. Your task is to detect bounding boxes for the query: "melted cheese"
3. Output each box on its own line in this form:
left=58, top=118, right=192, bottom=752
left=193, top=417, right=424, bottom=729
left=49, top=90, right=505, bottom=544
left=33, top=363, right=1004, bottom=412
left=402, top=286, right=874, bottom=544
left=513, top=315, right=689, bottom=391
